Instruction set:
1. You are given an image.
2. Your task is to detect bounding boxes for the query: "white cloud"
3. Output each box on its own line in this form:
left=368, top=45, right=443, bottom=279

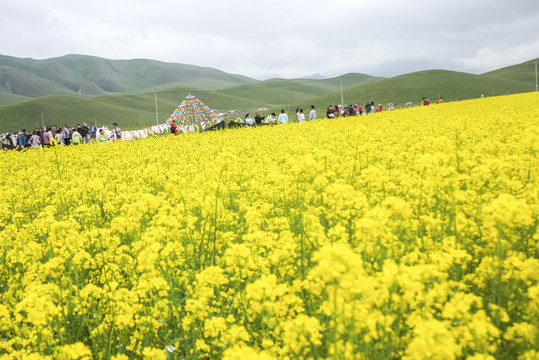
left=1, top=0, right=538, bottom=78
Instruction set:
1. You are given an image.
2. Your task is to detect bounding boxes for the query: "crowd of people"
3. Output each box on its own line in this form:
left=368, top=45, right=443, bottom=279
left=1, top=123, right=123, bottom=150
left=1, top=97, right=444, bottom=150
left=241, top=100, right=396, bottom=126
left=325, top=100, right=394, bottom=118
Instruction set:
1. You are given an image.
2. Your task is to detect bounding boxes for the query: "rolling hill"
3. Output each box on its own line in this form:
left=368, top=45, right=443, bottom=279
left=483, top=59, right=538, bottom=85
left=0, top=72, right=380, bottom=131
left=0, top=54, right=258, bottom=103
left=281, top=67, right=537, bottom=115
left=0, top=56, right=536, bottom=133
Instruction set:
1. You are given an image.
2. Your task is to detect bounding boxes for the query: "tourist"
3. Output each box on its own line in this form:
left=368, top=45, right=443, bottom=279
left=98, top=129, right=107, bottom=144
left=16, top=130, right=26, bottom=150
left=79, top=123, right=90, bottom=143
left=244, top=113, right=255, bottom=125
left=72, top=128, right=82, bottom=145
left=2, top=133, right=15, bottom=150
left=264, top=113, right=277, bottom=124
left=309, top=105, right=317, bottom=120
left=43, top=128, right=53, bottom=147
left=31, top=131, right=41, bottom=148
left=375, top=104, right=383, bottom=113
left=326, top=106, right=334, bottom=118
left=62, top=126, right=72, bottom=146
left=171, top=120, right=179, bottom=135
left=54, top=129, right=63, bottom=145
left=277, top=110, right=289, bottom=124
left=333, top=106, right=340, bottom=118
left=255, top=112, right=264, bottom=125
left=28, top=132, right=36, bottom=148
left=388, top=101, right=394, bottom=111
left=111, top=123, right=122, bottom=141
left=298, top=109, right=305, bottom=123
left=90, top=124, right=97, bottom=142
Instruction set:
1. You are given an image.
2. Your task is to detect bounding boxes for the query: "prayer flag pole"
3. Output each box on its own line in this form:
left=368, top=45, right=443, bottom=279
left=340, top=74, right=344, bottom=108
left=535, top=58, right=538, bottom=92
left=155, top=89, right=159, bottom=125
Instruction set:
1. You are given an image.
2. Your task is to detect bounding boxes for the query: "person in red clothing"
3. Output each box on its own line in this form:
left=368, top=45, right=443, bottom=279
left=171, top=120, right=179, bottom=136
left=375, top=104, right=383, bottom=113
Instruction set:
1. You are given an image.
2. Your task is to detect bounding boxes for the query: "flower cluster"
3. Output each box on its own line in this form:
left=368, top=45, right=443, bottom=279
left=0, top=93, right=538, bottom=359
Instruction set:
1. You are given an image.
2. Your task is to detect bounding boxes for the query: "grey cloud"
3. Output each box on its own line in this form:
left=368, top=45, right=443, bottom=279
left=0, top=0, right=538, bottom=79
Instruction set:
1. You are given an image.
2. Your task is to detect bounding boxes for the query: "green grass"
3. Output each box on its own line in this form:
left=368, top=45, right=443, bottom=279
left=0, top=74, right=378, bottom=131
left=0, top=54, right=258, bottom=98
left=211, top=73, right=381, bottom=107
left=483, top=59, right=538, bottom=85
left=0, top=58, right=536, bottom=132
left=281, top=68, right=536, bottom=116
left=0, top=91, right=30, bottom=106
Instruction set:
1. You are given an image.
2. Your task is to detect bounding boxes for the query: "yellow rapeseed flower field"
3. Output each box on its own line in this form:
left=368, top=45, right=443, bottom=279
left=0, top=93, right=538, bottom=359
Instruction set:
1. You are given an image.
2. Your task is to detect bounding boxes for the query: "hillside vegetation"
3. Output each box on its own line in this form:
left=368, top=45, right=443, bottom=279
left=0, top=56, right=536, bottom=132
left=283, top=66, right=536, bottom=115
left=0, top=54, right=257, bottom=100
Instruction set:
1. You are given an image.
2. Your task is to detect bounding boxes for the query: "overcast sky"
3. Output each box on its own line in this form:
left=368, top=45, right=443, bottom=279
left=1, top=0, right=538, bottom=79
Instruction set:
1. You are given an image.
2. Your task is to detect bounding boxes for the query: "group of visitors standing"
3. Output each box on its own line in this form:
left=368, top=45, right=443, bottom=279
left=2, top=96, right=444, bottom=150
left=421, top=97, right=443, bottom=105
left=326, top=101, right=395, bottom=118
left=243, top=105, right=319, bottom=125
left=1, top=123, right=123, bottom=150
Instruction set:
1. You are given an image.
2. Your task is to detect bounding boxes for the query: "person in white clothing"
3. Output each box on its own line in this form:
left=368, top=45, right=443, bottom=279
left=244, top=113, right=255, bottom=125
left=309, top=105, right=317, bottom=120
left=297, top=109, right=305, bottom=123
left=264, top=113, right=277, bottom=124
left=277, top=109, right=289, bottom=124
left=111, top=123, right=122, bottom=142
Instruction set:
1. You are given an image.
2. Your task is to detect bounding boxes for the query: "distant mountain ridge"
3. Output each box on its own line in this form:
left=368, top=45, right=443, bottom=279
left=0, top=54, right=258, bottom=100
left=302, top=73, right=327, bottom=80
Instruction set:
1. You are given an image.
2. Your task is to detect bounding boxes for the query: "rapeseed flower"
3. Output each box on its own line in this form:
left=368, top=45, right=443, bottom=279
left=0, top=93, right=537, bottom=358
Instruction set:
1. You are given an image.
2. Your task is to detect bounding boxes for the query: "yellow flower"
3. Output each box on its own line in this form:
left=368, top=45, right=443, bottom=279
left=55, top=342, right=92, bottom=360
left=142, top=347, right=166, bottom=360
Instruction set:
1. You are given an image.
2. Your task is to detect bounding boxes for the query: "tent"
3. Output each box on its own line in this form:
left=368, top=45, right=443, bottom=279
left=165, top=94, right=223, bottom=133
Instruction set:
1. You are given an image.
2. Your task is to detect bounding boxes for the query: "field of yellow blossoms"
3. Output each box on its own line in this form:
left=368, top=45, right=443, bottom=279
left=0, top=92, right=538, bottom=359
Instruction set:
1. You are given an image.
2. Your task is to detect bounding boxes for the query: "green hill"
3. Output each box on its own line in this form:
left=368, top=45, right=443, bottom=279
left=283, top=66, right=536, bottom=114
left=483, top=59, right=538, bottom=86
left=0, top=91, right=30, bottom=106
left=0, top=73, right=381, bottom=131
left=0, top=54, right=258, bottom=99
left=211, top=73, right=381, bottom=107
left=0, top=58, right=536, bottom=132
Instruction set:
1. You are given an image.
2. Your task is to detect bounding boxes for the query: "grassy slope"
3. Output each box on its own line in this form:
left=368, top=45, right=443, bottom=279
left=212, top=74, right=382, bottom=107
left=483, top=59, right=538, bottom=85
left=0, top=54, right=259, bottom=98
left=0, top=91, right=30, bottom=106
left=281, top=69, right=534, bottom=115
left=0, top=90, right=266, bottom=131
left=1, top=60, right=536, bottom=131
left=0, top=65, right=77, bottom=98
left=0, top=73, right=379, bottom=131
